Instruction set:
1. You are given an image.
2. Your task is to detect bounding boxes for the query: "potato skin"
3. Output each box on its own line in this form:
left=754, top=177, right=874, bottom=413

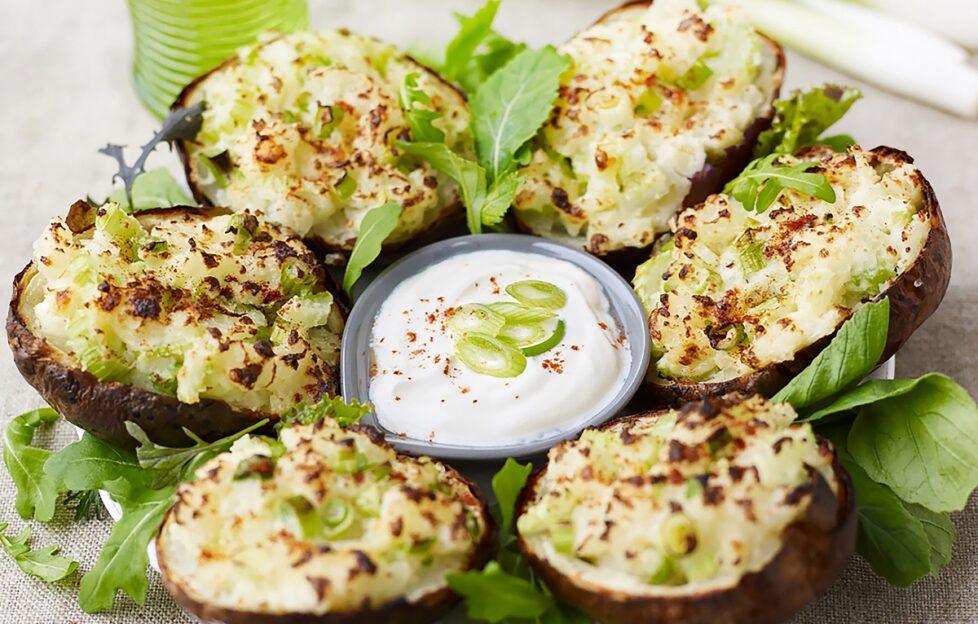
left=172, top=42, right=467, bottom=257
left=512, top=0, right=786, bottom=276
left=156, top=425, right=497, bottom=624
left=5, top=206, right=341, bottom=448
left=515, top=406, right=857, bottom=624
left=636, top=145, right=952, bottom=409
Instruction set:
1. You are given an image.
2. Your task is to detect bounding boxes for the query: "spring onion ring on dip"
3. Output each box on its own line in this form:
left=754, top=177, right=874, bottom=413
left=368, top=250, right=631, bottom=447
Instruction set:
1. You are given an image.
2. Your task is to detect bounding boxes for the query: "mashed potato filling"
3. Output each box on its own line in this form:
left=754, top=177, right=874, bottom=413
left=159, top=421, right=488, bottom=615
left=182, top=31, right=472, bottom=248
left=513, top=0, right=780, bottom=254
left=633, top=147, right=930, bottom=383
left=517, top=395, right=838, bottom=593
left=25, top=205, right=342, bottom=414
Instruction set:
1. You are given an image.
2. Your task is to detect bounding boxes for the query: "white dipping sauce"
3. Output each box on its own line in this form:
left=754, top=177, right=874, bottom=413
left=368, top=249, right=631, bottom=447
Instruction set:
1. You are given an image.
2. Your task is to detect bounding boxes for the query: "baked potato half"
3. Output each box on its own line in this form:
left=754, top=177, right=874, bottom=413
left=516, top=393, right=855, bottom=624
left=157, top=419, right=495, bottom=624
left=7, top=202, right=344, bottom=447
left=512, top=0, right=785, bottom=265
left=632, top=145, right=951, bottom=407
left=173, top=30, right=472, bottom=254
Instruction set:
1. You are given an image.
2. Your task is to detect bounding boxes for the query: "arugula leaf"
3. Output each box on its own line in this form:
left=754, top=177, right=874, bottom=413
left=64, top=490, right=105, bottom=521
left=398, top=141, right=488, bottom=233
left=847, top=374, right=978, bottom=512
left=99, top=102, right=204, bottom=210
left=0, top=522, right=78, bottom=582
left=480, top=170, right=521, bottom=227
left=773, top=298, right=889, bottom=411
left=724, top=153, right=836, bottom=214
left=106, top=168, right=192, bottom=211
left=755, top=85, right=862, bottom=157
left=471, top=46, right=569, bottom=183
left=400, top=73, right=445, bottom=143
left=2, top=408, right=64, bottom=522
left=125, top=419, right=268, bottom=488
left=44, top=433, right=153, bottom=491
left=78, top=479, right=174, bottom=613
left=492, top=458, right=532, bottom=535
left=343, top=202, right=402, bottom=295
left=441, top=0, right=503, bottom=87
left=280, top=396, right=373, bottom=428
left=447, top=560, right=554, bottom=623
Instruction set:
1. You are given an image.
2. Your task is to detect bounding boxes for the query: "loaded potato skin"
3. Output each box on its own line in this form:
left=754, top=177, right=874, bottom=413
left=174, top=30, right=472, bottom=254
left=516, top=394, right=855, bottom=624
left=157, top=420, right=495, bottom=624
left=512, top=0, right=784, bottom=266
left=633, top=145, right=951, bottom=407
left=7, top=203, right=345, bottom=447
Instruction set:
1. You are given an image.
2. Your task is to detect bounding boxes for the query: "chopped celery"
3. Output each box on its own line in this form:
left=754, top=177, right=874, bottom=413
left=317, top=104, right=344, bottom=140
left=634, top=88, right=664, bottom=116
left=198, top=154, right=229, bottom=189
left=661, top=513, right=697, bottom=557
left=550, top=524, right=576, bottom=556
left=280, top=258, right=318, bottom=297
left=334, top=171, right=357, bottom=199
left=96, top=203, right=145, bottom=239
left=77, top=342, right=132, bottom=382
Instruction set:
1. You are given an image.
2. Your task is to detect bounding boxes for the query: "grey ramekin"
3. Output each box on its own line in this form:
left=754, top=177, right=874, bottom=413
left=340, top=233, right=651, bottom=460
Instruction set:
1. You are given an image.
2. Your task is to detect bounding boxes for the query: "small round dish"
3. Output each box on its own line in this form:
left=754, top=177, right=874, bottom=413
left=341, top=233, right=651, bottom=460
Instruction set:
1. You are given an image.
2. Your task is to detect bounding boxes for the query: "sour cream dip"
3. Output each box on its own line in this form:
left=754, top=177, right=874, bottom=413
left=368, top=249, right=631, bottom=447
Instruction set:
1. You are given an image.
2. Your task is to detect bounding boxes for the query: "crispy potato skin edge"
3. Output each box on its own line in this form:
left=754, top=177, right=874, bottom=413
left=511, top=0, right=786, bottom=273
left=156, top=425, right=498, bottom=624
left=637, top=145, right=952, bottom=409
left=515, top=399, right=858, bottom=624
left=171, top=39, right=468, bottom=257
left=5, top=206, right=342, bottom=448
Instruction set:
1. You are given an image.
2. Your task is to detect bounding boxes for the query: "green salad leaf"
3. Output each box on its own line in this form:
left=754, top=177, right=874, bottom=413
left=848, top=374, right=978, bottom=512
left=343, top=201, right=402, bottom=294
left=126, top=419, right=268, bottom=488
left=441, top=0, right=503, bottom=87
left=2, top=408, right=64, bottom=522
left=0, top=522, right=78, bottom=582
left=480, top=170, right=521, bottom=226
left=724, top=153, right=837, bottom=214
left=400, top=73, right=445, bottom=143
left=78, top=479, right=174, bottom=613
left=774, top=298, right=889, bottom=411
left=398, top=141, right=488, bottom=232
left=906, top=502, right=955, bottom=573
left=106, top=168, right=192, bottom=211
left=45, top=433, right=153, bottom=491
left=471, top=46, right=569, bottom=183
left=755, top=85, right=862, bottom=157
left=448, top=560, right=554, bottom=623
left=281, top=395, right=373, bottom=427
left=491, top=458, right=532, bottom=535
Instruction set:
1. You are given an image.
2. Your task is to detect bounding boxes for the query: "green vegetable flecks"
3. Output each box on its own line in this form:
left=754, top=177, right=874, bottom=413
left=99, top=102, right=204, bottom=211
left=724, top=153, right=837, bottom=214
left=343, top=201, right=402, bottom=295
left=0, top=522, right=78, bottom=582
left=78, top=479, right=174, bottom=613
left=471, top=46, right=570, bottom=184
left=2, top=408, right=64, bottom=522
left=755, top=85, right=862, bottom=157
left=774, top=298, right=889, bottom=410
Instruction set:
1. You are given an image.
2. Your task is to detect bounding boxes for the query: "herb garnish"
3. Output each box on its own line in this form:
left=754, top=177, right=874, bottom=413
left=343, top=201, right=402, bottom=295
left=0, top=522, right=78, bottom=582
left=723, top=153, right=837, bottom=214
left=755, top=85, right=862, bottom=157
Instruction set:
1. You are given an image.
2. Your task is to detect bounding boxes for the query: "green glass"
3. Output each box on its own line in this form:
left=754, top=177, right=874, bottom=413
left=128, top=0, right=309, bottom=118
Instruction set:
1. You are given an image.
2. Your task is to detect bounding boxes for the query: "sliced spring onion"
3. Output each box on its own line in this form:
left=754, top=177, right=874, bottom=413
left=318, top=104, right=344, bottom=140
left=335, top=172, right=357, bottom=199
left=521, top=320, right=565, bottom=357
left=487, top=301, right=556, bottom=324
left=634, top=88, right=664, bottom=116
left=497, top=322, right=549, bottom=348
left=320, top=498, right=354, bottom=534
left=455, top=333, right=527, bottom=378
left=505, top=280, right=567, bottom=310
left=448, top=304, right=506, bottom=337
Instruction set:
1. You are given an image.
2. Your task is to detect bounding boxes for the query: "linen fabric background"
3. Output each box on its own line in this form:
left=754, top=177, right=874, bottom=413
left=1, top=0, right=976, bottom=622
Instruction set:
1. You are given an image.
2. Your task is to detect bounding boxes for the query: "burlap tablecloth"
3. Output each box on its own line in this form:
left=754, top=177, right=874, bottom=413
left=1, top=1, right=976, bottom=622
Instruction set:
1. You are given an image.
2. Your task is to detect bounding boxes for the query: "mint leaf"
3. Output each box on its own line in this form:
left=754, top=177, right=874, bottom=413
left=471, top=46, right=569, bottom=183
left=2, top=408, right=63, bottom=522
left=44, top=433, right=153, bottom=491
left=281, top=396, right=373, bottom=428
left=398, top=141, right=487, bottom=233
left=492, top=458, right=532, bottom=535
left=400, top=73, right=445, bottom=143
left=447, top=561, right=554, bottom=623
left=126, top=419, right=268, bottom=488
left=343, top=202, right=402, bottom=294
left=774, top=298, right=889, bottom=410
left=848, top=374, right=978, bottom=512
left=442, top=0, right=503, bottom=87
left=755, top=85, right=862, bottom=157
left=106, top=168, right=192, bottom=211
left=724, top=153, right=836, bottom=214
left=0, top=522, right=78, bottom=582
left=78, top=479, right=174, bottom=613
